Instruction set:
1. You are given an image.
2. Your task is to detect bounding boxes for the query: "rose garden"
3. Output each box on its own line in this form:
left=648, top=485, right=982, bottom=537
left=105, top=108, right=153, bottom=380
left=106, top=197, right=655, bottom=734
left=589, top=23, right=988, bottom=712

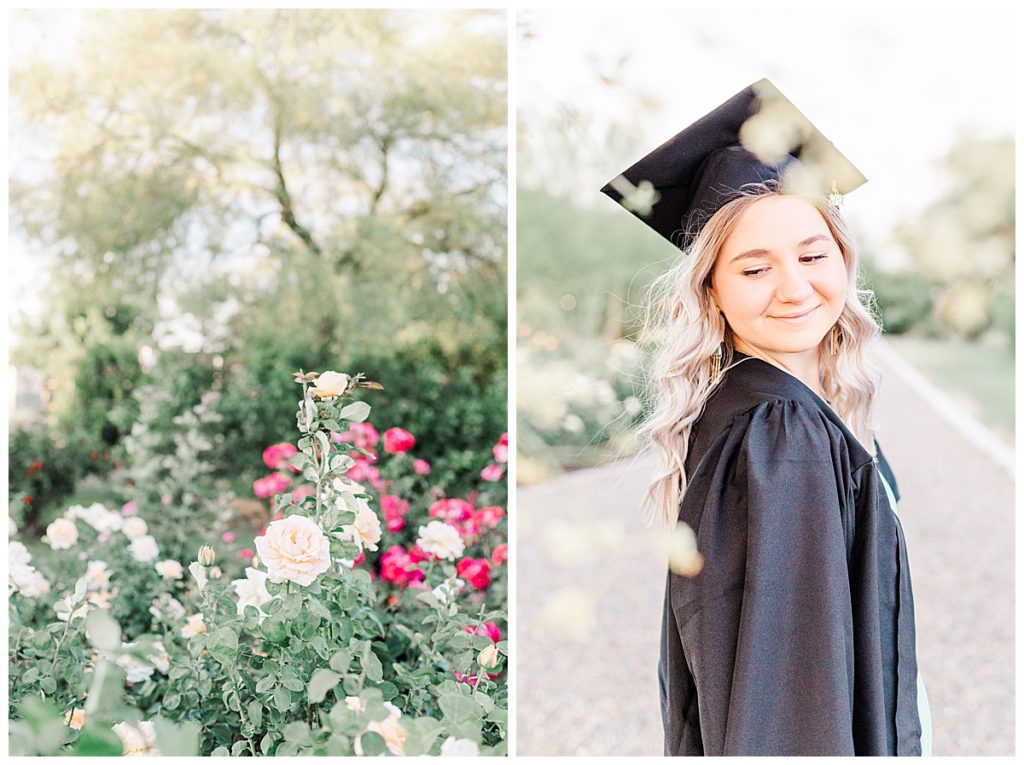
left=10, top=370, right=508, bottom=755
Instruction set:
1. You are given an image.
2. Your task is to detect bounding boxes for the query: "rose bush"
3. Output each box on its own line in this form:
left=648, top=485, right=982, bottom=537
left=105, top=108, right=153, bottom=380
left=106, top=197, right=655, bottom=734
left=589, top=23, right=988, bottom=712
left=9, top=370, right=508, bottom=756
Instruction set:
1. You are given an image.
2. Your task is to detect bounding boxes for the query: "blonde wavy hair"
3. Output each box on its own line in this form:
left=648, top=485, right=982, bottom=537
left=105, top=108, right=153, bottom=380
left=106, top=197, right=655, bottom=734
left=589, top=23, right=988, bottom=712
left=639, top=184, right=882, bottom=526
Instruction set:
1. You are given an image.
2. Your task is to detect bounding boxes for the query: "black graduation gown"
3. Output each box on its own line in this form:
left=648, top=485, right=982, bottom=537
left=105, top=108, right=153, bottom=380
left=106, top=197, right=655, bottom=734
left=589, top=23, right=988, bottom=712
left=659, top=354, right=922, bottom=756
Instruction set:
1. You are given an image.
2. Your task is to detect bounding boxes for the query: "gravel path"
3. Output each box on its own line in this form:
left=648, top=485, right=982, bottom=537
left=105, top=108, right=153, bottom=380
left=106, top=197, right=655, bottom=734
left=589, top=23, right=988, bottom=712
left=516, top=352, right=1014, bottom=756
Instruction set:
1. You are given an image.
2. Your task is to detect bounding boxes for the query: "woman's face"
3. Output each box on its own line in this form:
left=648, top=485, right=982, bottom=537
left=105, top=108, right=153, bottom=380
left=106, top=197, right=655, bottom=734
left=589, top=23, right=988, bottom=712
left=709, top=195, right=848, bottom=361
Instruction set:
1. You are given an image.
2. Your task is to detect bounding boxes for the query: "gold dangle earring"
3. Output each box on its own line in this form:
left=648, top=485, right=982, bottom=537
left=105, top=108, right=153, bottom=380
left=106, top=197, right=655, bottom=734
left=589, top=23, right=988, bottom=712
left=830, top=325, right=840, bottom=357
left=710, top=302, right=724, bottom=380
left=710, top=344, right=722, bottom=380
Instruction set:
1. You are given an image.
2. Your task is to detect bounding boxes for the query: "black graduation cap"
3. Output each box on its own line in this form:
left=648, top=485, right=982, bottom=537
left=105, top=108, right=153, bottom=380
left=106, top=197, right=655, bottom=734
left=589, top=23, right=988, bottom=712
left=600, top=78, right=867, bottom=251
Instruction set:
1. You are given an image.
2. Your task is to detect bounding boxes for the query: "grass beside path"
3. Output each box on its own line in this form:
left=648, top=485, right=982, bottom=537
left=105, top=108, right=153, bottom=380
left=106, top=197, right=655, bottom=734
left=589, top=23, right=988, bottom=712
left=883, top=335, right=1014, bottom=446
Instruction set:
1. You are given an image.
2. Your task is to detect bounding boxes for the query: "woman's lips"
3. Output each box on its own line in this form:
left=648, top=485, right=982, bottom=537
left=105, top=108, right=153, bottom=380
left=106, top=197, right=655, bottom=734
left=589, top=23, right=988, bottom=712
left=770, top=305, right=821, bottom=322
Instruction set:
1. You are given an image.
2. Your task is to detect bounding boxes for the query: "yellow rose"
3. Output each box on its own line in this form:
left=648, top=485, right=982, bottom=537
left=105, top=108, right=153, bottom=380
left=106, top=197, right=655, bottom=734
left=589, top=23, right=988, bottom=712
left=311, top=371, right=350, bottom=399
left=65, top=708, right=86, bottom=730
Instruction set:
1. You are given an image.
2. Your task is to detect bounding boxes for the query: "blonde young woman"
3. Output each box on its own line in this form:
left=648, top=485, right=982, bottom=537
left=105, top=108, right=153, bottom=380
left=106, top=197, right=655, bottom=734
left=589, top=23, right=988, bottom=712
left=602, top=80, right=931, bottom=756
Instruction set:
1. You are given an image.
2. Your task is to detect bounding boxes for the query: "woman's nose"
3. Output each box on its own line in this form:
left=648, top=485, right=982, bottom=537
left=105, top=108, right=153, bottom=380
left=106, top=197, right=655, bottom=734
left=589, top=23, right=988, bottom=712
left=775, top=264, right=813, bottom=303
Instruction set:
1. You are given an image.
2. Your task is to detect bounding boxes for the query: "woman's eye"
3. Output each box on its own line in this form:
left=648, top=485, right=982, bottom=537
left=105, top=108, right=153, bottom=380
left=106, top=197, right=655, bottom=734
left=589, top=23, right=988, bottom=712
left=800, top=252, right=828, bottom=263
left=741, top=267, right=768, bottom=277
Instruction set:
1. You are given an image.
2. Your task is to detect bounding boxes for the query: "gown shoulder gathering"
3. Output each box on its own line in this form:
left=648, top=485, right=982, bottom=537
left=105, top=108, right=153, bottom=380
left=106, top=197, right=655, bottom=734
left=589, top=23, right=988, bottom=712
left=659, top=354, right=923, bottom=756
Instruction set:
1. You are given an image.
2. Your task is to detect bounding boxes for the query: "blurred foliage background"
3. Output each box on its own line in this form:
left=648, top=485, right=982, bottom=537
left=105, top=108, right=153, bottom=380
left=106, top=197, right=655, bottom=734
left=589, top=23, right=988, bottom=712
left=9, top=9, right=508, bottom=527
left=516, top=10, right=1015, bottom=484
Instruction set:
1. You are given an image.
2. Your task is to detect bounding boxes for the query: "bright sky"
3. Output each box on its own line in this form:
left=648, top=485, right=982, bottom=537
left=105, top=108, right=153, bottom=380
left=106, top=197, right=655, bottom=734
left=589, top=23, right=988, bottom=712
left=517, top=6, right=1016, bottom=267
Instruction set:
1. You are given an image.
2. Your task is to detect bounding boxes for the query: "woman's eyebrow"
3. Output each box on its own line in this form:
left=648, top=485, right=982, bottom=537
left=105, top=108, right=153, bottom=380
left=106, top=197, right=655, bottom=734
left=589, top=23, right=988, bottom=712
left=729, top=234, right=832, bottom=264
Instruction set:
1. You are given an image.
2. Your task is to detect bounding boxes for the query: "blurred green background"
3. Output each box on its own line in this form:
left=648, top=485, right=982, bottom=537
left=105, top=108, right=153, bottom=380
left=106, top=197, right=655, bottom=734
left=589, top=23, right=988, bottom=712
left=8, top=9, right=508, bottom=532
left=516, top=9, right=1014, bottom=483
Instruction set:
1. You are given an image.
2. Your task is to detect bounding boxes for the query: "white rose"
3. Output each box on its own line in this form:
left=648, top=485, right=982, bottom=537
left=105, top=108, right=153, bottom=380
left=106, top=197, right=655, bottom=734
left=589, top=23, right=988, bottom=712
left=254, top=515, right=331, bottom=586
left=45, top=518, right=79, bottom=550
left=440, top=738, right=481, bottom=756
left=338, top=495, right=382, bottom=554
left=181, top=613, right=205, bottom=639
left=129, top=535, right=159, bottom=563
left=354, top=701, right=406, bottom=756
left=121, top=517, right=149, bottom=540
left=112, top=721, right=159, bottom=755
left=57, top=600, right=90, bottom=623
left=154, top=560, right=184, bottom=580
left=432, top=577, right=466, bottom=605
left=9, top=541, right=31, bottom=566
left=84, top=560, right=111, bottom=590
left=116, top=647, right=156, bottom=684
left=311, top=370, right=350, bottom=399
left=149, top=593, right=185, bottom=621
left=345, top=696, right=365, bottom=712
left=232, top=567, right=275, bottom=621
left=416, top=521, right=465, bottom=561
left=10, top=563, right=50, bottom=598
left=73, top=503, right=123, bottom=535
left=87, top=588, right=116, bottom=609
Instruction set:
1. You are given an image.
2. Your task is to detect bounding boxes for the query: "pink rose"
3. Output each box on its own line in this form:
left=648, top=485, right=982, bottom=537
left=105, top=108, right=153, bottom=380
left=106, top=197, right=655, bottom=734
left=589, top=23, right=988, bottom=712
left=456, top=557, right=492, bottom=590
left=262, top=442, right=299, bottom=471
left=491, top=543, right=508, bottom=566
left=379, top=546, right=424, bottom=587
left=347, top=461, right=380, bottom=485
left=121, top=501, right=138, bottom=517
left=480, top=464, right=504, bottom=482
left=238, top=548, right=254, bottom=560
left=428, top=498, right=474, bottom=523
left=475, top=506, right=505, bottom=529
left=253, top=473, right=293, bottom=499
left=492, top=433, right=508, bottom=464
left=382, top=427, right=415, bottom=455
left=221, top=531, right=235, bottom=543
left=331, top=422, right=381, bottom=449
left=161, top=494, right=171, bottom=506
left=453, top=670, right=479, bottom=686
left=291, top=484, right=315, bottom=501
left=465, top=621, right=502, bottom=643
left=412, top=458, right=431, bottom=475
left=381, top=495, right=410, bottom=533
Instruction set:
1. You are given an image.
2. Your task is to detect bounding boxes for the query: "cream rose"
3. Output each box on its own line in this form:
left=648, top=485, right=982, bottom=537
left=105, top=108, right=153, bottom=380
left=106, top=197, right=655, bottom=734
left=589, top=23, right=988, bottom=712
left=351, top=700, right=407, bottom=756
left=84, top=560, right=110, bottom=590
left=478, top=643, right=501, bottom=669
left=10, top=541, right=31, bottom=566
left=338, top=495, right=382, bottom=553
left=112, top=721, right=159, bottom=756
left=45, top=518, right=78, bottom=550
left=121, top=517, right=149, bottom=540
left=416, top=521, right=465, bottom=561
left=311, top=370, right=350, bottom=399
left=65, top=708, right=86, bottom=731
left=129, top=535, right=160, bottom=563
left=154, top=560, right=184, bottom=580
left=232, top=566, right=275, bottom=621
left=254, top=515, right=331, bottom=586
left=440, top=738, right=480, bottom=756
left=181, top=613, right=206, bottom=639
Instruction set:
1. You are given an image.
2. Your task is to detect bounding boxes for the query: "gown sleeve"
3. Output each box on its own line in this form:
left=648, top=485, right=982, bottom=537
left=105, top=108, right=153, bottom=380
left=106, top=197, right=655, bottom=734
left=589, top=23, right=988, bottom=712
left=663, top=399, right=861, bottom=755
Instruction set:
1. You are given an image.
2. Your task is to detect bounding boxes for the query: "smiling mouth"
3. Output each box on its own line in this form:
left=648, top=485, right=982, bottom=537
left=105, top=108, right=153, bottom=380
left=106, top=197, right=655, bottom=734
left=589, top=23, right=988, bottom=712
left=770, top=306, right=820, bottom=320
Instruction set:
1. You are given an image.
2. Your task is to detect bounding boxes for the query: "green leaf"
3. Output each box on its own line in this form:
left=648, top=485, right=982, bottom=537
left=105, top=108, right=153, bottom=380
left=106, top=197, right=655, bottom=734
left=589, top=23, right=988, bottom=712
left=256, top=675, right=276, bottom=693
left=439, top=693, right=484, bottom=724
left=211, top=746, right=230, bottom=756
left=260, top=733, right=274, bottom=755
left=84, top=608, right=121, bottom=650
left=283, top=721, right=313, bottom=747
left=273, top=687, right=292, bottom=713
left=358, top=731, right=387, bottom=756
left=163, top=693, right=181, bottom=710
left=281, top=670, right=305, bottom=692
left=71, top=723, right=122, bottom=755
left=307, top=668, right=341, bottom=704
left=338, top=401, right=371, bottom=423
left=20, top=667, right=40, bottom=684
left=248, top=699, right=263, bottom=729
left=231, top=740, right=248, bottom=756
left=209, top=627, right=239, bottom=652
left=329, top=649, right=352, bottom=673
left=153, top=719, right=201, bottom=756
left=360, top=649, right=384, bottom=682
